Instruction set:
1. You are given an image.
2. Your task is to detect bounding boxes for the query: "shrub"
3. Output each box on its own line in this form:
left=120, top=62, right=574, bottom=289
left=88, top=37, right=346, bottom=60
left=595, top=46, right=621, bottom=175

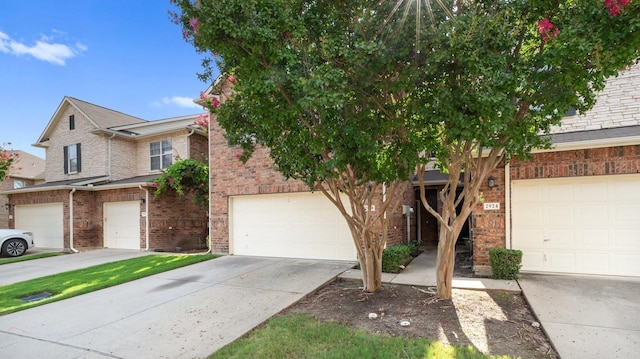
left=488, top=248, right=523, bottom=280
left=382, top=244, right=413, bottom=273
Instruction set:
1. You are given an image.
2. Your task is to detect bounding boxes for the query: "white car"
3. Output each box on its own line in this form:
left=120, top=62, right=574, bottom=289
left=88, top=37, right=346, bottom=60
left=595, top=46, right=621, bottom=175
left=0, top=229, right=35, bottom=257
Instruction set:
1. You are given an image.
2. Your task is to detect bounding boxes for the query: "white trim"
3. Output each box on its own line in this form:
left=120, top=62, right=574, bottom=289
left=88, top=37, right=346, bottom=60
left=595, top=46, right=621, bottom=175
left=533, top=135, right=640, bottom=153
left=504, top=163, right=511, bottom=250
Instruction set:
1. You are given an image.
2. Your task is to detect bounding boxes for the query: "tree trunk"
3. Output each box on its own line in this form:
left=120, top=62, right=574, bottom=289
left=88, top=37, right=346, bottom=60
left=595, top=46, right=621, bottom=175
left=361, top=238, right=383, bottom=292
left=320, top=178, right=404, bottom=293
left=435, top=226, right=456, bottom=298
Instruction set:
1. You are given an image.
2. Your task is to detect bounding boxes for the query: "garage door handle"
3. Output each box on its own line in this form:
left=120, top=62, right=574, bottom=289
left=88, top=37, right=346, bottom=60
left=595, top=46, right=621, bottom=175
left=543, top=238, right=550, bottom=242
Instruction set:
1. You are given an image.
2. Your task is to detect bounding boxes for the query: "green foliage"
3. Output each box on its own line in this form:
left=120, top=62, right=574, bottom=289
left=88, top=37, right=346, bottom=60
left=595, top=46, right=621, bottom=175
left=172, top=0, right=639, bottom=295
left=0, top=254, right=217, bottom=316
left=0, top=252, right=61, bottom=265
left=0, top=144, right=17, bottom=182
left=382, top=244, right=414, bottom=273
left=153, top=158, right=209, bottom=207
left=489, top=248, right=523, bottom=280
left=209, top=313, right=495, bottom=359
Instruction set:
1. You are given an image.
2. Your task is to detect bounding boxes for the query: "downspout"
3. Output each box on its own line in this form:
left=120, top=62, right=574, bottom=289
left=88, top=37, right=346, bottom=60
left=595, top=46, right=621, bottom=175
left=206, top=122, right=212, bottom=254
left=69, top=188, right=78, bottom=253
left=186, top=128, right=195, bottom=158
left=504, top=163, right=511, bottom=249
left=139, top=185, right=150, bottom=251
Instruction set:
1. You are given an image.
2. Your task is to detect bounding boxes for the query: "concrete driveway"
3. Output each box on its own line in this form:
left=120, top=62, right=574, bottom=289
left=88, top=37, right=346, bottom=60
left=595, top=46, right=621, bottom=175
left=518, top=274, right=640, bottom=359
left=0, top=253, right=354, bottom=359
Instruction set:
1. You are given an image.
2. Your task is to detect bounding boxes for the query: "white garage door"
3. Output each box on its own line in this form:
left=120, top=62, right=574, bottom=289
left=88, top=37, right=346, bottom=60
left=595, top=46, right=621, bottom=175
left=512, top=174, right=640, bottom=276
left=15, top=203, right=64, bottom=249
left=104, top=201, right=141, bottom=249
left=230, top=192, right=356, bottom=261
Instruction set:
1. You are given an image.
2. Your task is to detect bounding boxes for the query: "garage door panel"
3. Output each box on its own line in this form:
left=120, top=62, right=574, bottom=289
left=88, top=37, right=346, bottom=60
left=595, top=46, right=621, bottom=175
left=612, top=254, right=640, bottom=276
left=610, top=179, right=640, bottom=200
left=580, top=229, right=609, bottom=248
left=611, top=229, right=640, bottom=249
left=512, top=174, right=640, bottom=277
left=231, top=193, right=356, bottom=261
left=15, top=203, right=64, bottom=249
left=521, top=250, right=545, bottom=271
left=577, top=204, right=609, bottom=224
left=545, top=205, right=574, bottom=226
left=104, top=201, right=140, bottom=249
left=544, top=183, right=574, bottom=201
left=578, top=253, right=610, bottom=273
left=613, top=204, right=640, bottom=225
left=511, top=204, right=542, bottom=227
left=546, top=229, right=575, bottom=249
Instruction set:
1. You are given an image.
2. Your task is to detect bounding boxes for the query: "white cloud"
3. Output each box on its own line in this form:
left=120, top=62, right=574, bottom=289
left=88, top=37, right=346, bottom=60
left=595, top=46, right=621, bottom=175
left=0, top=30, right=85, bottom=66
left=160, top=96, right=201, bottom=109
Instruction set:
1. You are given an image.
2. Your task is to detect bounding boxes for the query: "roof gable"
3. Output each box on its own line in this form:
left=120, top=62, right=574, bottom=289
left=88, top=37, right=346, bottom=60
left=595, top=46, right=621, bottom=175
left=34, top=96, right=147, bottom=147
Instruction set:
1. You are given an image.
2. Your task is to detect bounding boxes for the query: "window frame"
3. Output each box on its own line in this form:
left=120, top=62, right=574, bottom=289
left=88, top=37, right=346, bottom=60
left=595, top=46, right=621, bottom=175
left=150, top=139, right=173, bottom=171
left=64, top=143, right=81, bottom=174
left=13, top=179, right=25, bottom=189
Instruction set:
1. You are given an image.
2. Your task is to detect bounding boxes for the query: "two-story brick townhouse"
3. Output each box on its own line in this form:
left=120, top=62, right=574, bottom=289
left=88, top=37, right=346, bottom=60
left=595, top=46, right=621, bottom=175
left=2, top=96, right=209, bottom=252
left=0, top=151, right=45, bottom=228
left=204, top=80, right=415, bottom=261
left=471, top=63, right=640, bottom=277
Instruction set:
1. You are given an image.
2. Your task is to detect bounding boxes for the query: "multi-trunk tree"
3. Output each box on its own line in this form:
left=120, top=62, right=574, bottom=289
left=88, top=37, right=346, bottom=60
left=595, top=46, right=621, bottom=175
left=172, top=0, right=639, bottom=297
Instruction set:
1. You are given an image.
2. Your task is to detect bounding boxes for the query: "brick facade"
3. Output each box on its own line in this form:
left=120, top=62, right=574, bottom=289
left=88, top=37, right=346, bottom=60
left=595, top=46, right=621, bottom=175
left=469, top=63, right=640, bottom=275
left=473, top=144, right=640, bottom=271
left=7, top=186, right=206, bottom=251
left=207, top=114, right=412, bottom=256
left=1, top=178, right=36, bottom=228
left=44, top=105, right=110, bottom=182
left=550, top=63, right=640, bottom=134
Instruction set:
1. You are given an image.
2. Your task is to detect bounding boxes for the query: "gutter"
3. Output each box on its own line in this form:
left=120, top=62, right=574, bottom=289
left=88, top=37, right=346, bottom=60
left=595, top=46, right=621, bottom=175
left=69, top=188, right=78, bottom=253
left=139, top=185, right=150, bottom=251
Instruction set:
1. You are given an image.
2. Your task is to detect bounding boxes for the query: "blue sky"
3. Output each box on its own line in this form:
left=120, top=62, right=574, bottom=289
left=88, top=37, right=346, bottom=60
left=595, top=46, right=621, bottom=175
left=0, top=1, right=216, bottom=158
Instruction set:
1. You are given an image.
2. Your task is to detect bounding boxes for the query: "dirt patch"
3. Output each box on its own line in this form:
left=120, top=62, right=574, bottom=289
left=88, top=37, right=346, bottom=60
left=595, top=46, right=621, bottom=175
left=283, top=280, right=557, bottom=358
left=282, top=250, right=558, bottom=358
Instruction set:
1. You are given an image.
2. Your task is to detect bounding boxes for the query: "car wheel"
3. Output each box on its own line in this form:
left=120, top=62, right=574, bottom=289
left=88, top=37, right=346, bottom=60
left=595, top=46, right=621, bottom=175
left=2, top=239, right=27, bottom=257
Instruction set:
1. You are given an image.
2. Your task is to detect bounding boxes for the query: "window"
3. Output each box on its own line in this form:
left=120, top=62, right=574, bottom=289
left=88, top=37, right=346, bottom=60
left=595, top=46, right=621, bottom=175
left=150, top=140, right=172, bottom=171
left=13, top=179, right=25, bottom=189
left=69, top=115, right=75, bottom=130
left=64, top=143, right=81, bottom=174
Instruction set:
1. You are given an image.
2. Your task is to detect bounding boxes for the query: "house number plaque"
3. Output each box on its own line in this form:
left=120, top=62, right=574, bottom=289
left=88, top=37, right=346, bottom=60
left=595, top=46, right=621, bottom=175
left=483, top=202, right=500, bottom=210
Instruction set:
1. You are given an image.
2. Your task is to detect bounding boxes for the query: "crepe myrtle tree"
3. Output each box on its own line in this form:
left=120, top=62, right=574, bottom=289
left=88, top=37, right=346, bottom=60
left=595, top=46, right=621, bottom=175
left=406, top=0, right=638, bottom=298
left=0, top=143, right=18, bottom=181
left=172, top=0, right=638, bottom=297
left=171, top=0, right=431, bottom=292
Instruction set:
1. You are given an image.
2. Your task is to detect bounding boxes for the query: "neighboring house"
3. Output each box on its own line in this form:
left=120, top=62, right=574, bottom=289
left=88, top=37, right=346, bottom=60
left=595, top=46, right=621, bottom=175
left=205, top=82, right=414, bottom=262
left=1, top=97, right=209, bottom=251
left=472, top=63, right=640, bottom=277
left=0, top=151, right=45, bottom=228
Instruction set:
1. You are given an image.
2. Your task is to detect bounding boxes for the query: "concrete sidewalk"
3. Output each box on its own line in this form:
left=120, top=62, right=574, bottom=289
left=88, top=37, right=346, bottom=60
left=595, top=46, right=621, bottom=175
left=339, top=249, right=521, bottom=292
left=519, top=274, right=640, bottom=359
left=0, top=254, right=354, bottom=359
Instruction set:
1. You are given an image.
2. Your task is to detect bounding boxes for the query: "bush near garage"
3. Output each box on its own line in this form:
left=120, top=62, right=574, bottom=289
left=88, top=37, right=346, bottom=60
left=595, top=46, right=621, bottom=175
left=382, top=243, right=419, bottom=273
left=489, top=248, right=523, bottom=280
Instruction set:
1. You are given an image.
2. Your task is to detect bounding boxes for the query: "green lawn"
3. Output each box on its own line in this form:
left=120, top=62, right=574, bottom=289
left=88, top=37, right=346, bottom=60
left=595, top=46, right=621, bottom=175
left=0, top=252, right=62, bottom=265
left=0, top=253, right=217, bottom=316
left=209, top=314, right=512, bottom=359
